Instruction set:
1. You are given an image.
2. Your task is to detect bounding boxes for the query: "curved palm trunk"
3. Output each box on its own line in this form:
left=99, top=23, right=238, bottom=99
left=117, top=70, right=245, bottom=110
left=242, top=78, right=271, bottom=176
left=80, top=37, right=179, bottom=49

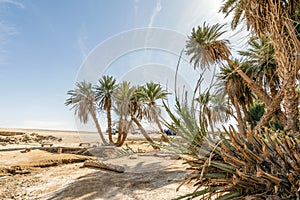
left=90, top=107, right=107, bottom=144
left=115, top=119, right=132, bottom=147
left=224, top=57, right=287, bottom=127
left=154, top=114, right=170, bottom=143
left=116, top=118, right=123, bottom=145
left=254, top=92, right=285, bottom=131
left=240, top=102, right=248, bottom=122
left=224, top=57, right=272, bottom=106
left=107, top=100, right=113, bottom=144
left=131, top=115, right=160, bottom=150
left=115, top=130, right=127, bottom=147
left=232, top=96, right=246, bottom=137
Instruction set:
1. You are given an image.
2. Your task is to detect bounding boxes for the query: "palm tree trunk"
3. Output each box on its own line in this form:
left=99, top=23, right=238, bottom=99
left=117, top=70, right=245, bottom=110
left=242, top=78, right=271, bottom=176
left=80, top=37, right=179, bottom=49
left=224, top=57, right=272, bottom=106
left=224, top=57, right=287, bottom=126
left=266, top=0, right=300, bottom=132
left=115, top=119, right=132, bottom=147
left=283, top=77, right=299, bottom=132
left=107, top=100, right=113, bottom=143
left=154, top=114, right=170, bottom=143
left=240, top=102, right=248, bottom=121
left=233, top=96, right=246, bottom=137
left=116, top=118, right=123, bottom=145
left=254, top=91, right=285, bottom=131
left=90, top=107, right=107, bottom=144
left=118, top=120, right=133, bottom=146
left=270, top=80, right=278, bottom=99
left=131, top=115, right=160, bottom=150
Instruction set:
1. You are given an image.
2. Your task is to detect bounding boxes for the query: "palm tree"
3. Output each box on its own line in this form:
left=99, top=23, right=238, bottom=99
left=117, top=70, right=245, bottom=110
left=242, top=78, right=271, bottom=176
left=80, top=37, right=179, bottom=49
left=113, top=81, right=135, bottom=146
left=220, top=0, right=300, bottom=131
left=240, top=36, right=279, bottom=99
left=186, top=22, right=288, bottom=131
left=94, top=75, right=117, bottom=144
left=65, top=81, right=107, bottom=144
left=196, top=91, right=232, bottom=136
left=186, top=23, right=272, bottom=109
left=114, top=81, right=158, bottom=149
left=138, top=82, right=170, bottom=142
left=218, top=61, right=254, bottom=136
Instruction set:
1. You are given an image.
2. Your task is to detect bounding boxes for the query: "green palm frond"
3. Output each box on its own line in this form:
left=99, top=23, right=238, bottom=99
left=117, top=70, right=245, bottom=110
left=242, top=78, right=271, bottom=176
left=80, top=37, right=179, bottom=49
left=186, top=22, right=230, bottom=69
left=94, top=75, right=117, bottom=110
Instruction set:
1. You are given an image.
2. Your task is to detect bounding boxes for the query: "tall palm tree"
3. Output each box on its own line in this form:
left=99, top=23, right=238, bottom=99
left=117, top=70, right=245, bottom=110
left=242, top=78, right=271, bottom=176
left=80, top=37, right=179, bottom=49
left=65, top=81, right=107, bottom=144
left=186, top=22, right=287, bottom=131
left=113, top=81, right=135, bottom=146
left=220, top=0, right=300, bottom=131
left=114, top=81, right=158, bottom=149
left=138, top=82, right=170, bottom=142
left=94, top=75, right=117, bottom=144
left=218, top=61, right=254, bottom=136
left=240, top=36, right=279, bottom=99
left=186, top=23, right=272, bottom=108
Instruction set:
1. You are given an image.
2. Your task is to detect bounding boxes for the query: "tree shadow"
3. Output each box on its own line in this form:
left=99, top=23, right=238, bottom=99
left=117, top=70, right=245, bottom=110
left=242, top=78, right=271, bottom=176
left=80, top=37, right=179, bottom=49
left=44, top=161, right=188, bottom=200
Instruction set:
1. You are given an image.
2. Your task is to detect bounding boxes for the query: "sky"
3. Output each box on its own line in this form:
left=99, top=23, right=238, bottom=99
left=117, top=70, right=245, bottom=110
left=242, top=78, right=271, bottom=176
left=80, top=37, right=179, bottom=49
left=0, top=0, right=244, bottom=131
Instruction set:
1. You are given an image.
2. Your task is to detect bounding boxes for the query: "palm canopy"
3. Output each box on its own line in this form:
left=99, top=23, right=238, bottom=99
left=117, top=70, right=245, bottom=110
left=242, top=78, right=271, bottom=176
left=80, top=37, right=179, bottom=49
left=196, top=91, right=231, bottom=133
left=218, top=59, right=254, bottom=110
left=186, top=22, right=231, bottom=69
left=114, top=81, right=158, bottom=147
left=240, top=36, right=279, bottom=96
left=137, top=82, right=170, bottom=142
left=94, top=75, right=117, bottom=110
left=94, top=75, right=117, bottom=143
left=113, top=81, right=136, bottom=118
left=196, top=92, right=231, bottom=124
left=65, top=81, right=95, bottom=124
left=138, top=82, right=169, bottom=120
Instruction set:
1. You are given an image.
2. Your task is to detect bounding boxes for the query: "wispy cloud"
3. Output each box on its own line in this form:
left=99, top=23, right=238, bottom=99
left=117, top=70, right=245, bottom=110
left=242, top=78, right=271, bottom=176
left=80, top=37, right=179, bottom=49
left=0, top=21, right=17, bottom=42
left=0, top=0, right=24, bottom=64
left=148, top=0, right=162, bottom=27
left=0, top=0, right=25, bottom=8
left=77, top=35, right=88, bottom=60
left=77, top=29, right=89, bottom=61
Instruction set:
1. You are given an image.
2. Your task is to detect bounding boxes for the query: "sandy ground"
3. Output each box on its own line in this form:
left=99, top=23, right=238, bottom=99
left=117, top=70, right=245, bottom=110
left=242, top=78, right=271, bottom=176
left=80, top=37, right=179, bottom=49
left=0, top=128, right=195, bottom=200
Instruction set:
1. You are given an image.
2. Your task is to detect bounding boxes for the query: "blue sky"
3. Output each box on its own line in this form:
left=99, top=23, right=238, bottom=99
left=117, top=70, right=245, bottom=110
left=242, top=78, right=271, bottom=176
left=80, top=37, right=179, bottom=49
left=0, top=0, right=240, bottom=130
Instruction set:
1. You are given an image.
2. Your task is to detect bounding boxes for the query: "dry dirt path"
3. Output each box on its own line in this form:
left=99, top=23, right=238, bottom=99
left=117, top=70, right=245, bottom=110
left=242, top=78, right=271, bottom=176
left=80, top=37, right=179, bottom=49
left=0, top=150, right=195, bottom=200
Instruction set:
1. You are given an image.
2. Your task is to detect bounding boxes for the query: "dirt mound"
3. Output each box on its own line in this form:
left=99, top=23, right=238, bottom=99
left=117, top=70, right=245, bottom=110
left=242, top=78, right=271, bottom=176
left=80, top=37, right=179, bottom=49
left=0, top=132, right=62, bottom=145
left=0, top=131, right=25, bottom=136
left=0, top=150, right=90, bottom=171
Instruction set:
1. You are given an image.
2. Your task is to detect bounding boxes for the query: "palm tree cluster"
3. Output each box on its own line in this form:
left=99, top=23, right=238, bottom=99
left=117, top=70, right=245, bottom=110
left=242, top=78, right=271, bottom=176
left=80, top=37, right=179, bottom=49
left=65, top=76, right=169, bottom=149
left=164, top=0, right=300, bottom=199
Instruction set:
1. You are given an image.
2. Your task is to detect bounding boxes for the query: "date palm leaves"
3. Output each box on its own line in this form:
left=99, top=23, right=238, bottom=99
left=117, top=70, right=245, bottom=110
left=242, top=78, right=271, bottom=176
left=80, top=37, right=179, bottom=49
left=65, top=81, right=107, bottom=144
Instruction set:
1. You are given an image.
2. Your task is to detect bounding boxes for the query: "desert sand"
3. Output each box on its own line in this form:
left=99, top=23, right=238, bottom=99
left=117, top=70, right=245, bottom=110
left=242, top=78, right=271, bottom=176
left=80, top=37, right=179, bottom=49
left=0, top=128, right=195, bottom=200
